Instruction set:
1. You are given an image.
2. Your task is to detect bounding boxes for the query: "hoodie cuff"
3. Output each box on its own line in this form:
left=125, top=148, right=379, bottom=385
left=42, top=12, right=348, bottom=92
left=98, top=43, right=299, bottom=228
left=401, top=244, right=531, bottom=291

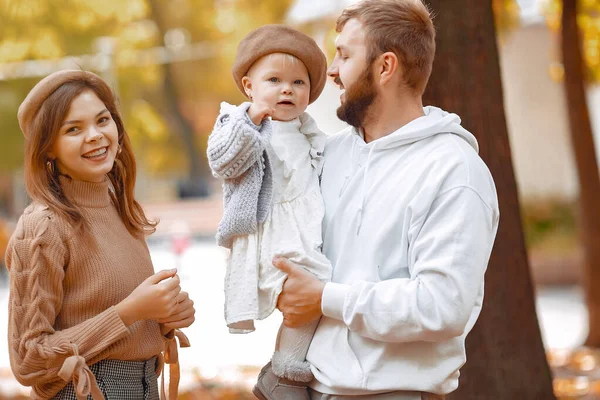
left=321, top=282, right=350, bottom=321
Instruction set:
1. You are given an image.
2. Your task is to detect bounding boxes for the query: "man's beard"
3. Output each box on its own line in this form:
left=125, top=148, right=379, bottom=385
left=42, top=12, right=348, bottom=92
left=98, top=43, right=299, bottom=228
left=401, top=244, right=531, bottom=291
left=336, top=65, right=377, bottom=128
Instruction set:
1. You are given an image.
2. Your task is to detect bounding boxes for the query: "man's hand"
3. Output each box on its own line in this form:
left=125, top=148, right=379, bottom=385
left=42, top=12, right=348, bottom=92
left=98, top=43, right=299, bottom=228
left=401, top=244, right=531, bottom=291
left=274, top=256, right=325, bottom=328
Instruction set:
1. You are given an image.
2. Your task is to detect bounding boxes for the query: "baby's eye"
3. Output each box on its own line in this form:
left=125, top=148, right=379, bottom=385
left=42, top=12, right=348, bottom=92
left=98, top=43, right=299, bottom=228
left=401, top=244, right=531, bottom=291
left=269, top=77, right=279, bottom=83
left=294, top=80, right=305, bottom=85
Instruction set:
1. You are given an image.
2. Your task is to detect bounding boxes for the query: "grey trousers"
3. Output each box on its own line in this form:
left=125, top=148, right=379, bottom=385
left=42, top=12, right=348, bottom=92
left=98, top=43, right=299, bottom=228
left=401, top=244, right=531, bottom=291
left=308, top=388, right=446, bottom=400
left=54, top=356, right=159, bottom=400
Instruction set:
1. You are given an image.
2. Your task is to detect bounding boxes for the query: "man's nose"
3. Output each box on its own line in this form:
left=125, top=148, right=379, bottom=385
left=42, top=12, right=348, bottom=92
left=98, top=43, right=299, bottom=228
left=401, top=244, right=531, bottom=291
left=327, top=63, right=338, bottom=78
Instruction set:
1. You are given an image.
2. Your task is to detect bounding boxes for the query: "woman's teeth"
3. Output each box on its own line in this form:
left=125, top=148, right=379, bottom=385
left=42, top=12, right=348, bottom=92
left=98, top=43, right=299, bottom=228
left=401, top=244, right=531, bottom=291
left=83, top=148, right=107, bottom=158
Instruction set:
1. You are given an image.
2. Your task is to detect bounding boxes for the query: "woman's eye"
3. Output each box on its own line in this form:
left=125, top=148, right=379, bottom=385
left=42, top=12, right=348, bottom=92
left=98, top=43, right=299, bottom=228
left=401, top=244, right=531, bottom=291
left=66, top=127, right=78, bottom=134
left=98, top=116, right=109, bottom=124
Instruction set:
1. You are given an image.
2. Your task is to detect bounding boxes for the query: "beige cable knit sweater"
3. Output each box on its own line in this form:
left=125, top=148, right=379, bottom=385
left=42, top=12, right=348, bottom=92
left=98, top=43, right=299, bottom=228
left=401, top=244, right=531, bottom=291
left=5, top=176, right=184, bottom=399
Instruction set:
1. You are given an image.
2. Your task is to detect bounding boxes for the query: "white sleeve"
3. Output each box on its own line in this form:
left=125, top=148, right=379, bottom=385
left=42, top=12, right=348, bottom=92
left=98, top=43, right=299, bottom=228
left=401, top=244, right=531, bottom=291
left=321, top=186, right=498, bottom=343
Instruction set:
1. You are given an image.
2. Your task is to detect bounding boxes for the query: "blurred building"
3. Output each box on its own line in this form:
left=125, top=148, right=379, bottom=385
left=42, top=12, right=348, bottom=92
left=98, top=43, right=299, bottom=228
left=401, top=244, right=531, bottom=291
left=290, top=0, right=600, bottom=202
left=500, top=20, right=581, bottom=201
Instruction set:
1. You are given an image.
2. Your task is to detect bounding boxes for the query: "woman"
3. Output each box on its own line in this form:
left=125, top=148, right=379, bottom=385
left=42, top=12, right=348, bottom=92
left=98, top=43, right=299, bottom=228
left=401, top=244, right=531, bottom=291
left=6, top=69, right=195, bottom=399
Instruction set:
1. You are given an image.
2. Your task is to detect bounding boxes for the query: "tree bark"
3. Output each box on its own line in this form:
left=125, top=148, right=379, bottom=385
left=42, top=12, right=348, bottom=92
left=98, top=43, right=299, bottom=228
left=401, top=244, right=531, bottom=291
left=423, top=1, right=556, bottom=398
left=147, top=0, right=208, bottom=195
left=561, top=0, right=600, bottom=347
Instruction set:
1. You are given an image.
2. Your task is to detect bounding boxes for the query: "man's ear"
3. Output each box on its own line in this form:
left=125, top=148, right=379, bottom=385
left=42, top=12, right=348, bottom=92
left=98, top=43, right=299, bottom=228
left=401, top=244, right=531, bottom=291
left=242, top=76, right=253, bottom=99
left=377, top=52, right=400, bottom=86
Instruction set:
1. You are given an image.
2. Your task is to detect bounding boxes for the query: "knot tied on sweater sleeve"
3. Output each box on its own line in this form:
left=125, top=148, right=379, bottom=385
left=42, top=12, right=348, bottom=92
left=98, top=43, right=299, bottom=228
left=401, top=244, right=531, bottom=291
left=6, top=207, right=130, bottom=398
left=158, top=327, right=191, bottom=400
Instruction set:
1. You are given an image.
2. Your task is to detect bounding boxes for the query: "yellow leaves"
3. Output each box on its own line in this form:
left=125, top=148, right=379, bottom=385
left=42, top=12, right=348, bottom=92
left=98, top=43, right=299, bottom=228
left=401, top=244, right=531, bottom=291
left=2, top=0, right=47, bottom=21
left=71, top=0, right=148, bottom=24
left=549, top=61, right=566, bottom=81
left=130, top=99, right=167, bottom=141
left=31, top=30, right=63, bottom=59
left=0, top=38, right=29, bottom=62
left=543, top=0, right=600, bottom=82
left=581, top=0, right=598, bottom=8
left=122, top=0, right=149, bottom=22
left=215, top=7, right=237, bottom=34
left=493, top=0, right=521, bottom=36
left=75, top=11, right=96, bottom=30
left=0, top=28, right=63, bottom=62
left=117, top=19, right=159, bottom=47
left=543, top=0, right=563, bottom=31
left=136, top=65, right=161, bottom=85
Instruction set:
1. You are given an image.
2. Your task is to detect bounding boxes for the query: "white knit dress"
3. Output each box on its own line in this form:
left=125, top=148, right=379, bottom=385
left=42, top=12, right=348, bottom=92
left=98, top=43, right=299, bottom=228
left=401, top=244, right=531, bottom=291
left=225, top=114, right=332, bottom=333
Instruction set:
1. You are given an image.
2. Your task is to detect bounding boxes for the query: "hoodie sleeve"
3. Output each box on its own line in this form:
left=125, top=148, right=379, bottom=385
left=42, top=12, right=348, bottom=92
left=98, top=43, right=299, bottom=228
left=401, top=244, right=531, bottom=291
left=207, top=102, right=272, bottom=180
left=321, top=185, right=498, bottom=343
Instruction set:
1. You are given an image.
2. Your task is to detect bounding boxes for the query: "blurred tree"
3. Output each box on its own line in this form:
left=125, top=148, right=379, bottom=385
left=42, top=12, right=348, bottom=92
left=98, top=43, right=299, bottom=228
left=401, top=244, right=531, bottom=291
left=545, top=0, right=600, bottom=81
left=559, top=0, right=600, bottom=347
left=493, top=0, right=521, bottom=37
left=424, top=1, right=556, bottom=399
left=0, top=0, right=293, bottom=198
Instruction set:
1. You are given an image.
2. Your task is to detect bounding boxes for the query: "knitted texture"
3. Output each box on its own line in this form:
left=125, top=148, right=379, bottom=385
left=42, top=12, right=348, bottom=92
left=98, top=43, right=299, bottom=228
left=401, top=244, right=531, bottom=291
left=207, top=102, right=273, bottom=248
left=5, top=177, right=185, bottom=399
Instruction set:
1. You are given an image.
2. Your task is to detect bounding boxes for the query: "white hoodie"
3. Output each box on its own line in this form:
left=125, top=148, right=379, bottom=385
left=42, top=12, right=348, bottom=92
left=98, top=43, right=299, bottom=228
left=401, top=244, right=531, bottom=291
left=307, top=106, right=500, bottom=396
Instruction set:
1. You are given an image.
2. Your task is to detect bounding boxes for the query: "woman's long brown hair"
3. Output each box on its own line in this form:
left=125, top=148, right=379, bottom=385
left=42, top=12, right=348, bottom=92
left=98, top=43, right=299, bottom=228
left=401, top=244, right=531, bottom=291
left=24, top=73, right=156, bottom=237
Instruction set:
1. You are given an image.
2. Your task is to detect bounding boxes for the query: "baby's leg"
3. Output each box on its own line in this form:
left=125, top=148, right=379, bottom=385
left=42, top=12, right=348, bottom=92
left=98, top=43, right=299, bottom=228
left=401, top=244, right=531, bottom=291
left=271, top=319, right=320, bottom=382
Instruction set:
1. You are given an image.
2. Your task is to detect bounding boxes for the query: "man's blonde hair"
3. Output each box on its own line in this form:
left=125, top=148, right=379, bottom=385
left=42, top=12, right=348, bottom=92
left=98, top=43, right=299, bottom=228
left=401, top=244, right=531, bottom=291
left=337, top=0, right=436, bottom=94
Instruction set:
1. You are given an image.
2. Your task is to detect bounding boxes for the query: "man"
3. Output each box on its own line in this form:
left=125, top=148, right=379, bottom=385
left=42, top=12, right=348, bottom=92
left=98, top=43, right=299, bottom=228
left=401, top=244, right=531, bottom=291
left=273, top=0, right=499, bottom=399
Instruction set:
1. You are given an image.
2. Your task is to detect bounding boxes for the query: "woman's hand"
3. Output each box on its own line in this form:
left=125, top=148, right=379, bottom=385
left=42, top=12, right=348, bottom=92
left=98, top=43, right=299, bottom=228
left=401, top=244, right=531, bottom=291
left=157, top=291, right=196, bottom=330
left=115, top=269, right=181, bottom=327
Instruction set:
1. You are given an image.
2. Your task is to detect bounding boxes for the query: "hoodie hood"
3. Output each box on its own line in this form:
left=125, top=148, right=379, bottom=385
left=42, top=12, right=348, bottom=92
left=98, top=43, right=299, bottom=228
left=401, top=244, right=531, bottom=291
left=350, top=106, right=478, bottom=235
left=355, top=106, right=479, bottom=153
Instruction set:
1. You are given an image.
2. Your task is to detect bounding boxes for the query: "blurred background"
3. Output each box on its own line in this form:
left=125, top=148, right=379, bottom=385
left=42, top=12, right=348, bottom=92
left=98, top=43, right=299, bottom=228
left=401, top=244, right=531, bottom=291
left=0, top=0, right=599, bottom=398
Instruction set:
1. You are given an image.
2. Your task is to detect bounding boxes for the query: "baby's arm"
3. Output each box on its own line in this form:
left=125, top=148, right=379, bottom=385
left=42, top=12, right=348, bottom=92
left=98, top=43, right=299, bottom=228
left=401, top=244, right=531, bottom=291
left=247, top=102, right=275, bottom=126
left=207, top=102, right=272, bottom=180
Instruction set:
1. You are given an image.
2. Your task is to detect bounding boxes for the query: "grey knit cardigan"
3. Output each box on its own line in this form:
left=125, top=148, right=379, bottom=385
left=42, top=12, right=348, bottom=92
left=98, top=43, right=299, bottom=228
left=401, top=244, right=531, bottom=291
left=207, top=102, right=273, bottom=249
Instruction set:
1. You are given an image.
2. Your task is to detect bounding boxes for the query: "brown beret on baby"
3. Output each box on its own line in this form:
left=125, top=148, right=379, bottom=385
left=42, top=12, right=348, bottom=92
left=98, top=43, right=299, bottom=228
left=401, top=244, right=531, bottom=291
left=232, top=24, right=327, bottom=104
left=18, top=69, right=102, bottom=139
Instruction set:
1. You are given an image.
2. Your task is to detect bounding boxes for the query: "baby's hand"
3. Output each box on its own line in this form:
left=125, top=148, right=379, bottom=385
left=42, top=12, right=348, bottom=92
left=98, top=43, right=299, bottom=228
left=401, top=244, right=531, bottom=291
left=248, top=102, right=275, bottom=126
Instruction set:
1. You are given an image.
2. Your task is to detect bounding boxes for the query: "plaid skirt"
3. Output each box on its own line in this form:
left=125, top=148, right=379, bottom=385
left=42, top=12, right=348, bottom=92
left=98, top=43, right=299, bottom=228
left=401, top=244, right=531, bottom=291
left=54, top=356, right=159, bottom=400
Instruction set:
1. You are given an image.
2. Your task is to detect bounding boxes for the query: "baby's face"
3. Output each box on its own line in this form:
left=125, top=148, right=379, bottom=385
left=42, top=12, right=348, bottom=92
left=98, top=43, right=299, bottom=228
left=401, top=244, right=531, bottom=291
left=245, top=53, right=311, bottom=121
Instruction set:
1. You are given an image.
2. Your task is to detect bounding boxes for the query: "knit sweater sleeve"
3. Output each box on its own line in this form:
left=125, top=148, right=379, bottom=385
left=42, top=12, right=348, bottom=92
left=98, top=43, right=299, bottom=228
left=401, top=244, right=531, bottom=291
left=207, top=101, right=272, bottom=180
left=6, top=206, right=130, bottom=391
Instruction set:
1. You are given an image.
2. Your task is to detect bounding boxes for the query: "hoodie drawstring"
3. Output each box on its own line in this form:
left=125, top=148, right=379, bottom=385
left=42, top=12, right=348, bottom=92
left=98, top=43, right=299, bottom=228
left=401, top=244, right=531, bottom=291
left=357, top=143, right=376, bottom=235
left=339, top=138, right=357, bottom=197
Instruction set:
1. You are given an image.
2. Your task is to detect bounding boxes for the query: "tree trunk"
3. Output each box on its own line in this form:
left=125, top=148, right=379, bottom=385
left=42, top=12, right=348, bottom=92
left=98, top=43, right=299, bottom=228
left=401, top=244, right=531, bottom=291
left=561, top=0, right=600, bottom=347
left=423, top=1, right=556, bottom=398
left=147, top=0, right=208, bottom=196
